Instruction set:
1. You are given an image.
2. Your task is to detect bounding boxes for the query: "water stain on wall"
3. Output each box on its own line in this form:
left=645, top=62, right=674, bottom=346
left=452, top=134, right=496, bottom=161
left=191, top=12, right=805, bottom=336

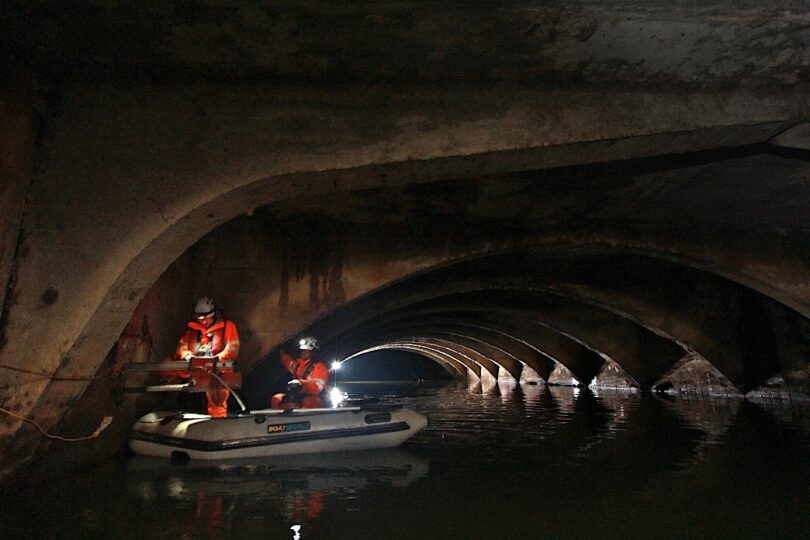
left=274, top=213, right=347, bottom=314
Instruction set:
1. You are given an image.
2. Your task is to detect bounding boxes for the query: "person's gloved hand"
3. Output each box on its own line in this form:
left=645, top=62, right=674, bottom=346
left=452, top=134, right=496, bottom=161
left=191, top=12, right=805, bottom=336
left=287, top=379, right=303, bottom=392
left=182, top=353, right=193, bottom=361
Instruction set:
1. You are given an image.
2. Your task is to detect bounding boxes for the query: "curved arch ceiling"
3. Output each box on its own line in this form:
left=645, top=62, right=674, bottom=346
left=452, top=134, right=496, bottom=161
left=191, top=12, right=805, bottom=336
left=242, top=242, right=810, bottom=400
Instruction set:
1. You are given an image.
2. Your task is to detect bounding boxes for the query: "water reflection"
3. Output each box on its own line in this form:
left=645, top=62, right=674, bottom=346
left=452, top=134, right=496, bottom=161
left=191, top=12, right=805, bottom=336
left=589, top=387, right=641, bottom=431
left=128, top=449, right=429, bottom=492
left=126, top=449, right=429, bottom=535
left=657, top=394, right=741, bottom=438
left=1, top=382, right=808, bottom=539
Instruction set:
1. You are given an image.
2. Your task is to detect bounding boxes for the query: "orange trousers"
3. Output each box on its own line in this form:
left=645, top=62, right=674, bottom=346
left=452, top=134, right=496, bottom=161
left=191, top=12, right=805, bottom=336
left=206, top=386, right=230, bottom=417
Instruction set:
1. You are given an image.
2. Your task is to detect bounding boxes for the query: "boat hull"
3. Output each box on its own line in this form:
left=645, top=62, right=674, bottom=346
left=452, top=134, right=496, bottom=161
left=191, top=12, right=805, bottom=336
left=129, top=406, right=427, bottom=460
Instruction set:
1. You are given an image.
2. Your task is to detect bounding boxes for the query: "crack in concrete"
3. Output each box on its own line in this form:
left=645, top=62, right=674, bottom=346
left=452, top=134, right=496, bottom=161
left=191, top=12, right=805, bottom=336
left=0, top=226, right=26, bottom=352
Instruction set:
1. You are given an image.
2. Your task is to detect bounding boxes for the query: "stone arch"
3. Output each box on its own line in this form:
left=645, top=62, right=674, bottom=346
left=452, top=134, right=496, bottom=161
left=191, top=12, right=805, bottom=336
left=343, top=343, right=468, bottom=378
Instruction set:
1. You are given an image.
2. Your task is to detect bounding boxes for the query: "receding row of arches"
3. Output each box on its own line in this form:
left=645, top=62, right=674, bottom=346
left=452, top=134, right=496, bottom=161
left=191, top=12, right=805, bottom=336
left=245, top=248, right=810, bottom=402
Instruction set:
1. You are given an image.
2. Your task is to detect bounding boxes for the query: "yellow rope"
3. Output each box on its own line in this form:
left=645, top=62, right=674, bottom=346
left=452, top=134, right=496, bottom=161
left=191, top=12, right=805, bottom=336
left=0, top=407, right=113, bottom=442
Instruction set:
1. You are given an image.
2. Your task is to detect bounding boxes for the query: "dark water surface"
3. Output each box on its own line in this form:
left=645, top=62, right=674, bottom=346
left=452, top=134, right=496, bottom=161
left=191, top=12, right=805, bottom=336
left=3, top=382, right=809, bottom=539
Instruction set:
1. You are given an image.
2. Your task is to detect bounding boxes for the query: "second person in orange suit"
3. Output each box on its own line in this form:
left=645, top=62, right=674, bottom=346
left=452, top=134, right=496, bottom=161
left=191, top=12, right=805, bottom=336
left=271, top=336, right=329, bottom=409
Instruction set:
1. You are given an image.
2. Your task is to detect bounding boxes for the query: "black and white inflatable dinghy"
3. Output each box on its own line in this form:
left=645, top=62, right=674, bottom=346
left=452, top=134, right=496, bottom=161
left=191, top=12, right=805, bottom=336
left=129, top=405, right=428, bottom=460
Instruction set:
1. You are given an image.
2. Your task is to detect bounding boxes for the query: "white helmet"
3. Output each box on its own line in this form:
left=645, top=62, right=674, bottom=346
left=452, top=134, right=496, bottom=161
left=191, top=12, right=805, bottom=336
left=298, top=336, right=319, bottom=350
left=193, top=297, right=216, bottom=315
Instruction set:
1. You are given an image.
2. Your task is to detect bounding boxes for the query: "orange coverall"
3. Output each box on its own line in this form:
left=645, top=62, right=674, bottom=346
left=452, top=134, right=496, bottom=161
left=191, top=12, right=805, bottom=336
left=172, top=317, right=240, bottom=417
left=271, top=352, right=329, bottom=409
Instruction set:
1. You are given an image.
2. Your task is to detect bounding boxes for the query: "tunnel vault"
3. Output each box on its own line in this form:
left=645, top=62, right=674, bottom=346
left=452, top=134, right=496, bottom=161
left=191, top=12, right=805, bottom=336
left=244, top=246, right=810, bottom=399
left=4, top=141, right=810, bottom=477
left=1, top=1, right=810, bottom=480
left=3, top=139, right=810, bottom=478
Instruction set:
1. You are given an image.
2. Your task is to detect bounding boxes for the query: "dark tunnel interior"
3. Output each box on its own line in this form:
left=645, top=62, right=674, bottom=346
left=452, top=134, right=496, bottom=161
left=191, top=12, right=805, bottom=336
left=0, top=2, right=809, bottom=536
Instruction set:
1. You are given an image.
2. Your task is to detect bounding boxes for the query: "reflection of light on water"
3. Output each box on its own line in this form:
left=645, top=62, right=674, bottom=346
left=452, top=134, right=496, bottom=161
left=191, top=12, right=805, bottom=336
left=291, top=524, right=301, bottom=539
left=167, top=477, right=185, bottom=497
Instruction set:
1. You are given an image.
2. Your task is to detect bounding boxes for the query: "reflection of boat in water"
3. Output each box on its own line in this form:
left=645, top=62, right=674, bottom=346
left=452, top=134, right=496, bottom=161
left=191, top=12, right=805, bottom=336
left=127, top=448, right=430, bottom=528
left=127, top=447, right=431, bottom=498
left=130, top=405, right=428, bottom=460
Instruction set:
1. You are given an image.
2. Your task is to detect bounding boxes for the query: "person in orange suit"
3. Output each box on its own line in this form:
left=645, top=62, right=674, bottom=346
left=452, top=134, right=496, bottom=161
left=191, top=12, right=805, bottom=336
left=171, top=297, right=240, bottom=417
left=271, top=336, right=329, bottom=409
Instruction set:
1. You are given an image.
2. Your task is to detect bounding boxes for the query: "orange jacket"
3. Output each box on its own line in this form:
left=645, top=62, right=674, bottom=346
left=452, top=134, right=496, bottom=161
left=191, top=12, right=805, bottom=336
left=175, top=318, right=240, bottom=367
left=279, top=352, right=329, bottom=395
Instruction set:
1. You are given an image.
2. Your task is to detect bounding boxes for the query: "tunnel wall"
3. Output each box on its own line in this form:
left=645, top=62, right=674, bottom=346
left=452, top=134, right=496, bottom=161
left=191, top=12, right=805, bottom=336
left=0, top=67, right=35, bottom=344
left=124, top=250, right=198, bottom=364
left=21, top=250, right=198, bottom=473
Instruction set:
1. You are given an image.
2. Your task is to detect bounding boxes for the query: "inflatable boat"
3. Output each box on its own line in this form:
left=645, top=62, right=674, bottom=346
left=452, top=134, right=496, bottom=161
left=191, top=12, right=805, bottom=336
left=129, top=405, right=428, bottom=460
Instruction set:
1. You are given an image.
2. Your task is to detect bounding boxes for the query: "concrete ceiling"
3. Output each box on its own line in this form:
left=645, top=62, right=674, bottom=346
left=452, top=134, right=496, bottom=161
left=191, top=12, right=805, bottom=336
left=3, top=1, right=809, bottom=86
left=262, top=150, right=810, bottom=228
